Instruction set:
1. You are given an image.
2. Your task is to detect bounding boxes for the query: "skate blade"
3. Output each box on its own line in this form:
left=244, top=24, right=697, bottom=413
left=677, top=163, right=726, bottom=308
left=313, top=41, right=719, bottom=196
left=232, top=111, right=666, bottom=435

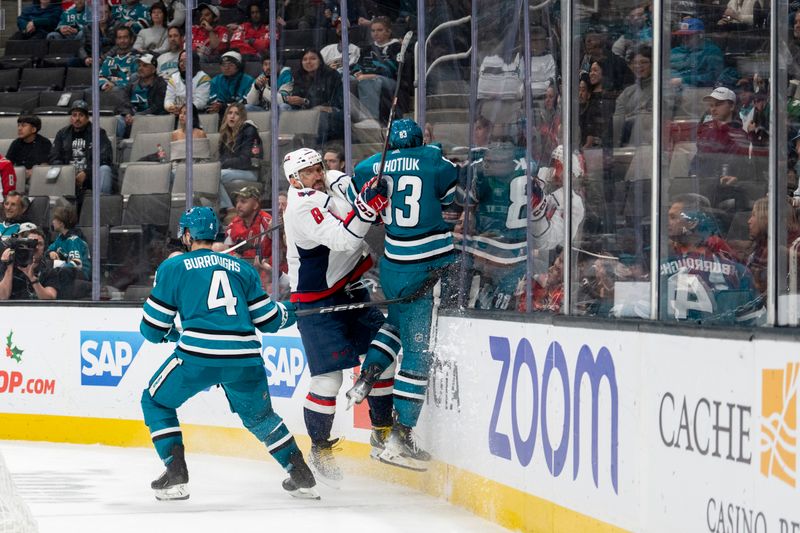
left=378, top=450, right=429, bottom=472
left=369, top=447, right=383, bottom=461
left=154, top=483, right=190, bottom=501
left=286, top=486, right=321, bottom=500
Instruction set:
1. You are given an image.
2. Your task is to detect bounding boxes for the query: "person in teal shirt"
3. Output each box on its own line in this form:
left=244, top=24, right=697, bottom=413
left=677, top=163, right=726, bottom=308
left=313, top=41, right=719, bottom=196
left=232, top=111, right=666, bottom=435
left=46, top=205, right=91, bottom=280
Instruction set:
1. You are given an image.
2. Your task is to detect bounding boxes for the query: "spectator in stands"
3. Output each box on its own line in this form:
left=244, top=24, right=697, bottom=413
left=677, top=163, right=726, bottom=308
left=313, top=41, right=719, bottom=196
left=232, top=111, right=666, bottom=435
left=0, top=193, right=30, bottom=238
left=47, top=205, right=91, bottom=280
left=99, top=26, right=140, bottom=91
left=614, top=46, right=653, bottom=146
left=77, top=0, right=113, bottom=67
left=192, top=2, right=229, bottom=62
left=691, top=87, right=749, bottom=181
left=717, top=0, right=760, bottom=27
left=223, top=185, right=273, bottom=264
left=580, top=26, right=633, bottom=96
left=323, top=146, right=345, bottom=171
left=157, top=26, right=183, bottom=79
left=49, top=100, right=114, bottom=196
left=217, top=103, right=262, bottom=209
left=133, top=2, right=168, bottom=53
left=13, top=0, right=62, bottom=40
left=112, top=0, right=151, bottom=34
left=228, top=1, right=275, bottom=61
left=611, top=4, right=653, bottom=63
left=320, top=17, right=360, bottom=74
left=529, top=27, right=556, bottom=98
left=536, top=81, right=560, bottom=161
left=583, top=63, right=614, bottom=149
left=787, top=11, right=800, bottom=81
left=169, top=104, right=209, bottom=182
left=163, top=0, right=186, bottom=28
left=208, top=51, right=255, bottom=115
left=116, top=53, right=168, bottom=139
left=669, top=18, right=724, bottom=88
left=0, top=226, right=61, bottom=300
left=165, top=50, right=211, bottom=115
left=245, top=53, right=293, bottom=111
left=287, top=48, right=344, bottom=145
left=171, top=104, right=206, bottom=141
left=47, top=0, right=86, bottom=40
left=353, top=16, right=400, bottom=122
left=6, top=116, right=52, bottom=181
left=279, top=0, right=326, bottom=30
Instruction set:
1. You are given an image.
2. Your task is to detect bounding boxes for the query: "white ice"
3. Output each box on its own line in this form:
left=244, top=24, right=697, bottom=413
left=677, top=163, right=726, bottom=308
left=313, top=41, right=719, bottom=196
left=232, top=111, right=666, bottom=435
left=1, top=441, right=509, bottom=533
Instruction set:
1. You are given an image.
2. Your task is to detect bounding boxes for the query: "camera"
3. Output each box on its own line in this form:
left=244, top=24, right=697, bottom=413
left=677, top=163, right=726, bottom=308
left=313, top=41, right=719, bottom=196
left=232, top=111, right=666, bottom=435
left=6, top=238, right=38, bottom=268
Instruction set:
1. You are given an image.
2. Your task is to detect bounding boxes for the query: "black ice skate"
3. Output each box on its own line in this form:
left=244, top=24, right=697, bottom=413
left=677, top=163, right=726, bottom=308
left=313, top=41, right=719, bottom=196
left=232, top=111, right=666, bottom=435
left=309, top=438, right=343, bottom=489
left=151, top=444, right=189, bottom=501
left=282, top=451, right=321, bottom=500
left=345, top=364, right=383, bottom=409
left=379, top=423, right=431, bottom=472
left=369, top=426, right=391, bottom=460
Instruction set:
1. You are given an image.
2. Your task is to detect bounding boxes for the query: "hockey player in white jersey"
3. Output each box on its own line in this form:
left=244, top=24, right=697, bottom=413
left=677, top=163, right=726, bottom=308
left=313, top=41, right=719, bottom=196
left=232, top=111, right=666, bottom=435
left=531, top=145, right=586, bottom=250
left=282, top=148, right=401, bottom=487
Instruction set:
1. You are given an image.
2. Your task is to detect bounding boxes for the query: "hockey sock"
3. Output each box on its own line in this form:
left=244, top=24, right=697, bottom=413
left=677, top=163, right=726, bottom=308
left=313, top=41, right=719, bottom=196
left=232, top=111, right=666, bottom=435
left=264, top=422, right=301, bottom=469
left=303, top=392, right=336, bottom=443
left=367, top=394, right=393, bottom=427
left=148, top=420, right=184, bottom=464
left=393, top=369, right=429, bottom=427
left=361, top=323, right=401, bottom=372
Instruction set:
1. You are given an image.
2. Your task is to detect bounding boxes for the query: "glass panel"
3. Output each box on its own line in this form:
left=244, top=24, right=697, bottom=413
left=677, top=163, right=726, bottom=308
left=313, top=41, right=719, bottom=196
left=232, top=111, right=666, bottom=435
left=569, top=3, right=653, bottom=317
left=778, top=4, right=796, bottom=324
left=659, top=0, right=770, bottom=324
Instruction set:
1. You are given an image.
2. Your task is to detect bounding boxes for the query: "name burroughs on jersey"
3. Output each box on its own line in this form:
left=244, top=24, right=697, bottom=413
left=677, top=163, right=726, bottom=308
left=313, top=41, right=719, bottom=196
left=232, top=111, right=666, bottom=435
left=182, top=254, right=242, bottom=272
left=660, top=257, right=735, bottom=276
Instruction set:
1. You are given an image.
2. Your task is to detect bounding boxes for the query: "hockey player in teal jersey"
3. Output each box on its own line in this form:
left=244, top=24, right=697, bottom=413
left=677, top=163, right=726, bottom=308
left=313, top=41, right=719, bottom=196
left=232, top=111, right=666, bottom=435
left=461, top=139, right=534, bottom=310
left=346, top=118, right=459, bottom=471
left=140, top=206, right=319, bottom=501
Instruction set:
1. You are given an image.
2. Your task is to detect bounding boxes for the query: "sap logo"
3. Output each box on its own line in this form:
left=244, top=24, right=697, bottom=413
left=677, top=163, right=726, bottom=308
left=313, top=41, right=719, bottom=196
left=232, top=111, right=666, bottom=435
left=81, top=331, right=145, bottom=386
left=488, top=337, right=619, bottom=493
left=263, top=336, right=306, bottom=398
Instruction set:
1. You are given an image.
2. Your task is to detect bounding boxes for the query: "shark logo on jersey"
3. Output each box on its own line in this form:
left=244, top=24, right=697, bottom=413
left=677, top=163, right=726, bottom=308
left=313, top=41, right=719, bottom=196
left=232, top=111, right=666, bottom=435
left=263, top=336, right=307, bottom=398
left=80, top=331, right=145, bottom=386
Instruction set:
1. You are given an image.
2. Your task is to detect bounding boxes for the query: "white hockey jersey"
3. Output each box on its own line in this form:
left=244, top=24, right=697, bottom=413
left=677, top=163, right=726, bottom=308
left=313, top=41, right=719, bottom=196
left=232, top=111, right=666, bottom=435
left=284, top=171, right=374, bottom=303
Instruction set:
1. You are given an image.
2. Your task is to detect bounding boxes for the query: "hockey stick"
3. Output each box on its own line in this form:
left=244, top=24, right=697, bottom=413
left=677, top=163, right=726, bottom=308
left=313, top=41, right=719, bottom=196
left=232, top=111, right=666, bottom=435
left=294, top=272, right=439, bottom=316
left=374, top=31, right=414, bottom=182
left=221, top=222, right=284, bottom=254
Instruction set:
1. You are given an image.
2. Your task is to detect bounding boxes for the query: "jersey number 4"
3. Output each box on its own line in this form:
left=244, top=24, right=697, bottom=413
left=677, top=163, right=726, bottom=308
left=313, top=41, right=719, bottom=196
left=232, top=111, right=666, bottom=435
left=207, top=270, right=238, bottom=315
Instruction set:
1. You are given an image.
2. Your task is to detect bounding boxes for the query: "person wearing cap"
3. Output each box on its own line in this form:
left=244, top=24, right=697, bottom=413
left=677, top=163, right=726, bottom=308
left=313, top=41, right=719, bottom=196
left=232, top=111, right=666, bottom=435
left=192, top=2, right=229, bottom=62
left=47, top=0, right=86, bottom=41
left=6, top=115, right=52, bottom=180
left=112, top=0, right=151, bottom=35
left=245, top=53, right=293, bottom=111
left=117, top=53, right=168, bottom=139
left=207, top=51, right=255, bottom=114
left=165, top=50, right=211, bottom=114
left=223, top=185, right=274, bottom=267
left=133, top=2, right=169, bottom=53
left=320, top=17, right=360, bottom=74
left=99, top=25, right=141, bottom=91
left=228, top=1, right=276, bottom=60
left=669, top=17, right=724, bottom=88
left=49, top=100, right=114, bottom=196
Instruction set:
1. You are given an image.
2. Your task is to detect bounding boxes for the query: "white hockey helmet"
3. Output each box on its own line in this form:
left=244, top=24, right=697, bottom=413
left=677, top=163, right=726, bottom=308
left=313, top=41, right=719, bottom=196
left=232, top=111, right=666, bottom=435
left=283, top=148, right=323, bottom=183
left=551, top=145, right=586, bottom=180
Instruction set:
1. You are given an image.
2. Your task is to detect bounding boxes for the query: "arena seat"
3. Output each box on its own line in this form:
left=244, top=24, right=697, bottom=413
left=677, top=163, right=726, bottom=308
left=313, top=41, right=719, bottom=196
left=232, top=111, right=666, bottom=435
left=0, top=40, right=47, bottom=69
left=19, top=67, right=65, bottom=91
left=0, top=92, right=38, bottom=115
left=0, top=138, right=13, bottom=155
left=120, top=163, right=172, bottom=196
left=34, top=90, right=85, bottom=115
left=0, top=69, right=20, bottom=92
left=171, top=161, right=221, bottom=203
left=77, top=194, right=124, bottom=226
left=64, top=67, right=91, bottom=90
left=42, top=39, right=83, bottom=68
left=29, top=165, right=76, bottom=200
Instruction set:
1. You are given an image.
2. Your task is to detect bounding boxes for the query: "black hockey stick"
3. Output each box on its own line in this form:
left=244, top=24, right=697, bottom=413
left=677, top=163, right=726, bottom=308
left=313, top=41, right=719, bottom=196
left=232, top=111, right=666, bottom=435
left=294, top=272, right=439, bottom=316
left=374, top=31, right=414, bottom=183
left=221, top=222, right=284, bottom=254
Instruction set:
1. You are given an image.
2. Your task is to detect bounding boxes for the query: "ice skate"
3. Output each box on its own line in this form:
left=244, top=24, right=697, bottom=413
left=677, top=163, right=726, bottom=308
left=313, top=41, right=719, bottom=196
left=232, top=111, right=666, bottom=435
left=369, top=426, right=391, bottom=460
left=151, top=444, right=189, bottom=501
left=346, top=364, right=383, bottom=409
left=309, top=438, right=344, bottom=489
left=379, top=424, right=431, bottom=472
left=282, top=451, right=321, bottom=500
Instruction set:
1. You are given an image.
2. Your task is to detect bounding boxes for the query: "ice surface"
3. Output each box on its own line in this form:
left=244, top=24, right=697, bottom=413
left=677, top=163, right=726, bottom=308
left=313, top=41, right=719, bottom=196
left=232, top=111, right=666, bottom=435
left=1, top=441, right=509, bottom=533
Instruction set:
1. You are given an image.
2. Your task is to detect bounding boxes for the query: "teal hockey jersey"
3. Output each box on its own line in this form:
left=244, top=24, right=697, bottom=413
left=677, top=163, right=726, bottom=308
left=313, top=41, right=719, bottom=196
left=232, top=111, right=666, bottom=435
left=140, top=249, right=290, bottom=367
left=352, top=144, right=458, bottom=270
left=47, top=230, right=91, bottom=279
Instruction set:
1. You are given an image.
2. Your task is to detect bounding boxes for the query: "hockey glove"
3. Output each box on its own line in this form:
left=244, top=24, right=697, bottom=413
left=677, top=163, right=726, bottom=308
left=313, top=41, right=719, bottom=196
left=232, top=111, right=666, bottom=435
left=530, top=178, right=556, bottom=221
left=162, top=327, right=181, bottom=343
left=278, top=300, right=297, bottom=329
left=354, top=175, right=389, bottom=221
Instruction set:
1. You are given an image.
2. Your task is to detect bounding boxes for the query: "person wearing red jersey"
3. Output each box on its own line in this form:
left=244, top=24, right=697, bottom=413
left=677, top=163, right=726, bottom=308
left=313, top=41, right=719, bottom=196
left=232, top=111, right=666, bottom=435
left=192, top=3, right=228, bottom=62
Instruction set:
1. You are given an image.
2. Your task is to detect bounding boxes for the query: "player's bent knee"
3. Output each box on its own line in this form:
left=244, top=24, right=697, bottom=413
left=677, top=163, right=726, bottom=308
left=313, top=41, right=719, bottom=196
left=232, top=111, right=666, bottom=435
left=309, top=371, right=344, bottom=398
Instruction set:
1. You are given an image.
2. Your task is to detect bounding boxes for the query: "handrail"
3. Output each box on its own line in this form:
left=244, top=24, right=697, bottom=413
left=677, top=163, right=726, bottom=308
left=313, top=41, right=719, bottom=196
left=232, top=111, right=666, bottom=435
left=426, top=49, right=472, bottom=78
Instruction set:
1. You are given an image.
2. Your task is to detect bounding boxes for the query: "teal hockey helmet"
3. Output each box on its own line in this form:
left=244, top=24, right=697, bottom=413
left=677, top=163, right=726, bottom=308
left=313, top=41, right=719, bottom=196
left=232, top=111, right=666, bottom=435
left=178, top=206, right=218, bottom=240
left=388, top=118, right=423, bottom=149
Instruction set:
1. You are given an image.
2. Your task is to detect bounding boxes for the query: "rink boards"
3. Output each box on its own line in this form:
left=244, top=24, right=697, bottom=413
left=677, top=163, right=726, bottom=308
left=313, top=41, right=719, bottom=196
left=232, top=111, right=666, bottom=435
left=1, top=306, right=799, bottom=532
